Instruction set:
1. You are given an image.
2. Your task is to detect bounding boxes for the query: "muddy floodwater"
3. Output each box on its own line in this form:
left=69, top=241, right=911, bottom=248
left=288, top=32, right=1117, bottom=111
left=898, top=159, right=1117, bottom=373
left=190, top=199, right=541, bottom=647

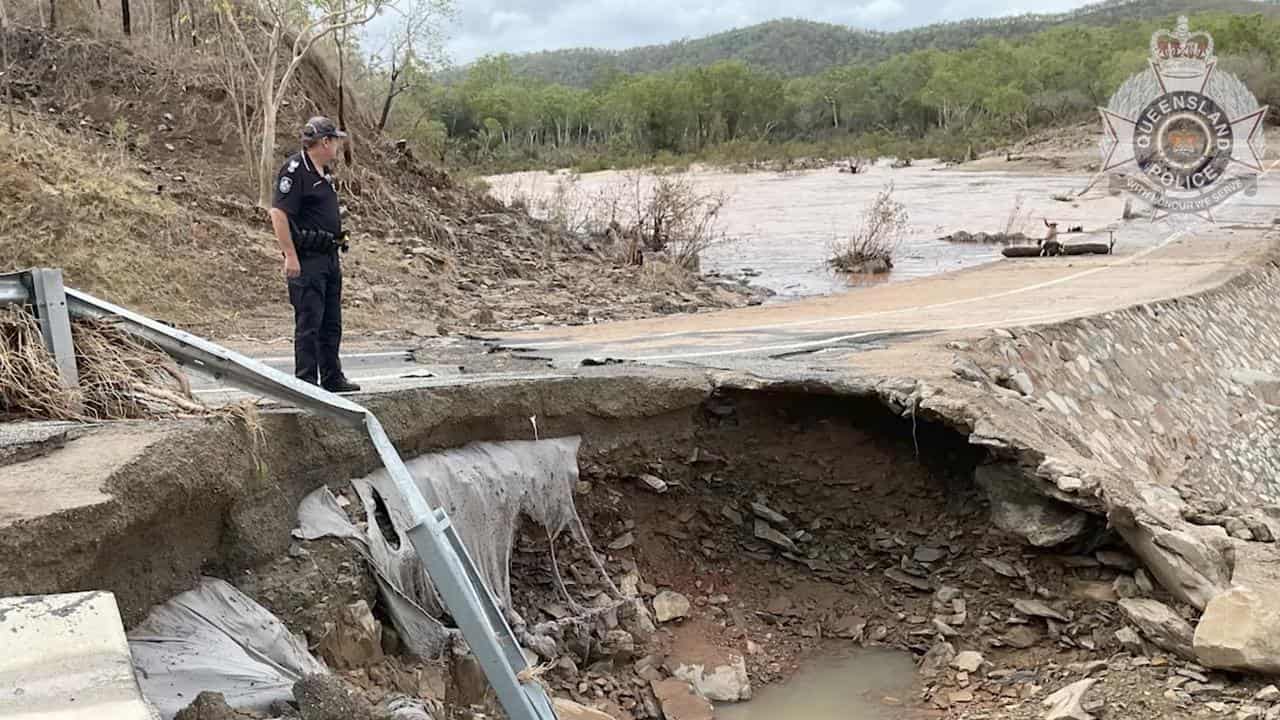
left=717, top=648, right=920, bottom=720
left=486, top=163, right=1137, bottom=298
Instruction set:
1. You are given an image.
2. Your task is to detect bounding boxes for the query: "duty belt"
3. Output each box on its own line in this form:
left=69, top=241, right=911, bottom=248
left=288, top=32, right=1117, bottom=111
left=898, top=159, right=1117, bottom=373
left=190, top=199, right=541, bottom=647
left=291, top=224, right=349, bottom=255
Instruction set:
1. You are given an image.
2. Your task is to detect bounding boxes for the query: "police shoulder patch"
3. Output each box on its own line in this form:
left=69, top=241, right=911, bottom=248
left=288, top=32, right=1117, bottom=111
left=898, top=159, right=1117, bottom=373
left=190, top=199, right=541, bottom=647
left=278, top=176, right=292, bottom=194
left=287, top=159, right=300, bottom=173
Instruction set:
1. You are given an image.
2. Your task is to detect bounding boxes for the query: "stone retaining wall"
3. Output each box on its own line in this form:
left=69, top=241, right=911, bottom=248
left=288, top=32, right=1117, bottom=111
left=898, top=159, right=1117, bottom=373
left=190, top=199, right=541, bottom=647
left=924, top=235, right=1280, bottom=673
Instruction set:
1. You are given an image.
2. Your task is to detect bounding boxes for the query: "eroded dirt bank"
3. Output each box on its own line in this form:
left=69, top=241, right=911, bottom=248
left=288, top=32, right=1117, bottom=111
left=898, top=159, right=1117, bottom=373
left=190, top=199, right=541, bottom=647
left=5, top=368, right=1280, bottom=720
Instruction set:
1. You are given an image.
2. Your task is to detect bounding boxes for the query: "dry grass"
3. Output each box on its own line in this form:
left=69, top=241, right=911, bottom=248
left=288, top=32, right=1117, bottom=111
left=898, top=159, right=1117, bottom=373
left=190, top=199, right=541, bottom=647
left=829, top=183, right=909, bottom=274
left=0, top=120, right=283, bottom=332
left=503, top=171, right=731, bottom=272
left=0, top=306, right=207, bottom=421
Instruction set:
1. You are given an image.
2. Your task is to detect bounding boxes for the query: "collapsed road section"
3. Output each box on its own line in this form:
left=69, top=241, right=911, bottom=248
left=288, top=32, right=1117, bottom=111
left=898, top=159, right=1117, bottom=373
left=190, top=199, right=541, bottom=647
left=4, top=236, right=1280, bottom=719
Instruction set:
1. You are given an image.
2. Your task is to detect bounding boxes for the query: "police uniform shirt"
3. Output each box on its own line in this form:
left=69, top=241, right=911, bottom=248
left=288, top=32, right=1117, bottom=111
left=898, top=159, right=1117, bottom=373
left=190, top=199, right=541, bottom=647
left=272, top=150, right=342, bottom=237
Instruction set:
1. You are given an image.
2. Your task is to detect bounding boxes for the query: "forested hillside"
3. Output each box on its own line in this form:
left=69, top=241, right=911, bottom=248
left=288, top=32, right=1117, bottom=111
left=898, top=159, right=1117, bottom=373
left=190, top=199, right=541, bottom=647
left=486, top=0, right=1280, bottom=87
left=421, top=10, right=1280, bottom=171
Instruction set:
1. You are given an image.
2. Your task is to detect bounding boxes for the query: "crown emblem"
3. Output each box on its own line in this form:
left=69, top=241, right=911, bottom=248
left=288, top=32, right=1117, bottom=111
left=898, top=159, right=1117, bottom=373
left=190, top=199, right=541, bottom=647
left=1149, top=16, right=1214, bottom=78
left=1166, top=129, right=1202, bottom=155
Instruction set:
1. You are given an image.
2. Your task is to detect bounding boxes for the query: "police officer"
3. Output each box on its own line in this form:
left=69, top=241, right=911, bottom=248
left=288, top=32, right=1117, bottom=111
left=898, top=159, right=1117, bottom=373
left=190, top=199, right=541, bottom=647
left=268, top=116, right=360, bottom=393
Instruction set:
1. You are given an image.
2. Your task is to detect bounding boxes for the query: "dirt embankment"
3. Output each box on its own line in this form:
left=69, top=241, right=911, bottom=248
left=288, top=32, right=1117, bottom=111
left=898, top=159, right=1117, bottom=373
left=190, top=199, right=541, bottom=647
left=0, top=27, right=755, bottom=342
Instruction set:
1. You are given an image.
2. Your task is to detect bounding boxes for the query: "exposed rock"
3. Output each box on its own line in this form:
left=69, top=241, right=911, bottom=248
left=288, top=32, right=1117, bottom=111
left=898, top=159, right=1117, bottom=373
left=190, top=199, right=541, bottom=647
left=552, top=698, right=617, bottom=720
left=1229, top=369, right=1280, bottom=405
left=884, top=568, right=932, bottom=592
left=1246, top=519, right=1275, bottom=543
left=1010, top=370, right=1035, bottom=396
left=620, top=599, right=657, bottom=644
left=1239, top=707, right=1266, bottom=720
left=932, top=619, right=959, bottom=637
left=1001, top=625, right=1043, bottom=649
left=976, top=464, right=1094, bottom=547
left=750, top=502, right=789, bottom=526
left=651, top=679, right=714, bottom=720
left=1117, top=522, right=1231, bottom=611
left=1116, top=627, right=1146, bottom=655
left=920, top=640, right=956, bottom=678
left=1226, top=518, right=1256, bottom=541
left=673, top=655, right=751, bottom=702
left=952, top=651, right=986, bottom=673
left=936, top=586, right=962, bottom=603
left=316, top=600, right=383, bottom=670
left=382, top=695, right=433, bottom=720
left=982, top=558, right=1021, bottom=578
left=294, top=674, right=375, bottom=720
left=952, top=358, right=989, bottom=383
left=1014, top=599, right=1070, bottom=623
left=1043, top=679, right=1098, bottom=720
left=914, top=546, right=946, bottom=563
left=603, top=629, right=636, bottom=662
left=1195, top=587, right=1280, bottom=674
left=1118, top=599, right=1196, bottom=660
left=833, top=614, right=867, bottom=641
left=175, top=692, right=241, bottom=720
left=607, top=532, right=636, bottom=550
left=754, top=520, right=798, bottom=553
left=1113, top=575, right=1141, bottom=599
left=1256, top=686, right=1280, bottom=703
left=1096, top=551, right=1139, bottom=571
left=653, top=591, right=691, bottom=623
left=637, top=474, right=668, bottom=493
left=1135, top=569, right=1156, bottom=594
left=1070, top=580, right=1118, bottom=603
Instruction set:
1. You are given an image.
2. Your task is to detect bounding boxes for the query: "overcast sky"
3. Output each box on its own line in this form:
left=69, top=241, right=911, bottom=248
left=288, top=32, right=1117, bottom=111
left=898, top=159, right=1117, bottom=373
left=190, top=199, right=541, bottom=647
left=444, top=0, right=1098, bottom=64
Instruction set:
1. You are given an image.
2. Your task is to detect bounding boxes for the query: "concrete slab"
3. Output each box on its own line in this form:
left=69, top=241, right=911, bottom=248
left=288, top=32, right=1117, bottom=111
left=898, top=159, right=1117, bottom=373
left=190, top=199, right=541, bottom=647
left=0, top=591, right=157, bottom=720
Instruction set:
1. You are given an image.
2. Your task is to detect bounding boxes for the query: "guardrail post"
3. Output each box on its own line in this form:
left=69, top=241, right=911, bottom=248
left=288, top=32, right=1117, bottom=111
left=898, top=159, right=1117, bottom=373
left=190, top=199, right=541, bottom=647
left=29, top=269, right=79, bottom=389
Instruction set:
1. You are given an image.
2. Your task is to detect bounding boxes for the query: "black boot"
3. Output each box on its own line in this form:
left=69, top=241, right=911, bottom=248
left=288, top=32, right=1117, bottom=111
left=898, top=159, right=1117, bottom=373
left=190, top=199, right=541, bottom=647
left=322, top=377, right=361, bottom=393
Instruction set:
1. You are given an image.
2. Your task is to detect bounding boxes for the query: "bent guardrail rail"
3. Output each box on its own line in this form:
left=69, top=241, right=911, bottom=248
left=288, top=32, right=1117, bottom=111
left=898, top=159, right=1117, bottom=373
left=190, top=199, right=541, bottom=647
left=2, top=268, right=557, bottom=720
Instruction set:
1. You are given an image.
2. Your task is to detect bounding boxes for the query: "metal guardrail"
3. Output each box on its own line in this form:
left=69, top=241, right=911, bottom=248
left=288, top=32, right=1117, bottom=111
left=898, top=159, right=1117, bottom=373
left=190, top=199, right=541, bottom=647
left=3, top=269, right=557, bottom=720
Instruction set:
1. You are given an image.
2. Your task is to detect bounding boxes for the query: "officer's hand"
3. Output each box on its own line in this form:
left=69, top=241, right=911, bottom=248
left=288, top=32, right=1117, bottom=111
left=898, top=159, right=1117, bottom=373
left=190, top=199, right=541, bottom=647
left=283, top=254, right=301, bottom=279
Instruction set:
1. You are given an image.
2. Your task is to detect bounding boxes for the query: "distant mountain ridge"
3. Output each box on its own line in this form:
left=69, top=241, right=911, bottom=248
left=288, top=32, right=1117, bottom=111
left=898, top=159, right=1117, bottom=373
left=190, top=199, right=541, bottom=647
left=466, top=0, right=1280, bottom=86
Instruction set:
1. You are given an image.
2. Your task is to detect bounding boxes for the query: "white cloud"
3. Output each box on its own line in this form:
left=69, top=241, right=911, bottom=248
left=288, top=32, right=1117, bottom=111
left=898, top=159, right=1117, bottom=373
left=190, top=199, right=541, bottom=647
left=442, top=0, right=1099, bottom=64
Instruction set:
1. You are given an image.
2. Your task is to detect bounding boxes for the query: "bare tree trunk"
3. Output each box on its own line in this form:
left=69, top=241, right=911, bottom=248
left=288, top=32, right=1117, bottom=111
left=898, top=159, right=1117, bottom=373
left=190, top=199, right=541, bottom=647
left=48, top=0, right=56, bottom=29
left=376, top=57, right=399, bottom=131
left=2, top=8, right=13, bottom=134
left=257, top=35, right=281, bottom=208
left=336, top=31, right=352, bottom=165
left=121, top=0, right=131, bottom=35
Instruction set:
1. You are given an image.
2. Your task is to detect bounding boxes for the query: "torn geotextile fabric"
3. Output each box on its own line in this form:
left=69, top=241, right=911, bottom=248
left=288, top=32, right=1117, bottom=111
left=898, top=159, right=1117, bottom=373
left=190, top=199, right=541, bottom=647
left=128, top=578, right=327, bottom=719
left=297, top=436, right=619, bottom=658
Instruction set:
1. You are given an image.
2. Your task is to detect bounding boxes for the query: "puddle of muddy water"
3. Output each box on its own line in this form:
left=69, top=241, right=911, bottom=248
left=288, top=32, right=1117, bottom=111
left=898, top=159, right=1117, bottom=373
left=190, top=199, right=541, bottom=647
left=716, top=648, right=920, bottom=720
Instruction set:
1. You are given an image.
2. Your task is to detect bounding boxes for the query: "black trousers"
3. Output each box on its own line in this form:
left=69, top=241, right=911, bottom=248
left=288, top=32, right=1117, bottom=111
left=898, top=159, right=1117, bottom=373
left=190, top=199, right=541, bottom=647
left=288, top=252, right=344, bottom=386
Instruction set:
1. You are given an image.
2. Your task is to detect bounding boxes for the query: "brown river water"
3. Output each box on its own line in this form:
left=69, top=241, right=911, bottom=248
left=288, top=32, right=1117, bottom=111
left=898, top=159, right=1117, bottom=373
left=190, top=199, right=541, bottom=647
left=486, top=162, right=1156, bottom=298
left=488, top=161, right=1279, bottom=298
